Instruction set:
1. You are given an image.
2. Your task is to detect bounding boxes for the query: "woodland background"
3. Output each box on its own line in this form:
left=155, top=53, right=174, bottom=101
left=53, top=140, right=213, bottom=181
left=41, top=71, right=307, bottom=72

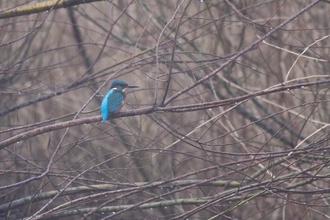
left=1, top=0, right=330, bottom=219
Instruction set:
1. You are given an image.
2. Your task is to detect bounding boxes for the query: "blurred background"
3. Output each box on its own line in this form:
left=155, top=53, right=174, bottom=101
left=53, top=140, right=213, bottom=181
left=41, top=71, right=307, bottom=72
left=1, top=0, right=330, bottom=219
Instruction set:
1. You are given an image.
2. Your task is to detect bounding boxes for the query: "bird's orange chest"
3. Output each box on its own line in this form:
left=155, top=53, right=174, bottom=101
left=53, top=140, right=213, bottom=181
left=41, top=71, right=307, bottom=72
left=115, top=96, right=127, bottom=113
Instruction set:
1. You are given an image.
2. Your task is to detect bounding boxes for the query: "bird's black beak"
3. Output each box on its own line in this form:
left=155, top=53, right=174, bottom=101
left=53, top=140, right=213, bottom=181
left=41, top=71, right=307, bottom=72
left=127, top=85, right=139, bottom=88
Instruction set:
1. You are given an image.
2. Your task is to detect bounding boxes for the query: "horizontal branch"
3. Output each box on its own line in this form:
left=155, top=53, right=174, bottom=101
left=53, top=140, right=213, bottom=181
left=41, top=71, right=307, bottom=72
left=23, top=175, right=326, bottom=219
left=0, top=179, right=238, bottom=212
left=159, top=79, right=330, bottom=112
left=0, top=0, right=104, bottom=19
left=0, top=79, right=329, bottom=150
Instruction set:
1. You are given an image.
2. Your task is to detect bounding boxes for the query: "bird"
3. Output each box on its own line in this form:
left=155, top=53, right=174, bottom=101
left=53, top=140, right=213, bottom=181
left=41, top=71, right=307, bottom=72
left=100, top=79, right=139, bottom=122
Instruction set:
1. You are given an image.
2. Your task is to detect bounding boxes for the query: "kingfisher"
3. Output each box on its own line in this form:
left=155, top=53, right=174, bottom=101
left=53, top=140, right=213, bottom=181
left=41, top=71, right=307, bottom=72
left=100, top=79, right=139, bottom=122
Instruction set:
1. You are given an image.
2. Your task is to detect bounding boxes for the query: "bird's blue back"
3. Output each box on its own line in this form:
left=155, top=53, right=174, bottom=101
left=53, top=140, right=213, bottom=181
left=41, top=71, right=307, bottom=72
left=100, top=88, right=126, bottom=122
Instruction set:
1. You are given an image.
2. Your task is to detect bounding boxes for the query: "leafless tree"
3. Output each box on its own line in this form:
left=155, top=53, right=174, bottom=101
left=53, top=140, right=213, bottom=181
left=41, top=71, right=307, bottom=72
left=1, top=0, right=330, bottom=219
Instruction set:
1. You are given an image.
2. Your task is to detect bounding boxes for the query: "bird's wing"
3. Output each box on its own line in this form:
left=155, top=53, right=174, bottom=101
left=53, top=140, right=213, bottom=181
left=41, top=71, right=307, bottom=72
left=100, top=90, right=111, bottom=121
left=107, top=90, right=125, bottom=113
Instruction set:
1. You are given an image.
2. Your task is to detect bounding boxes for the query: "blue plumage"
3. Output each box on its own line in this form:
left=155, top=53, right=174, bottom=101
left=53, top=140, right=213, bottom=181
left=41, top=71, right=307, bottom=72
left=100, top=80, right=138, bottom=122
